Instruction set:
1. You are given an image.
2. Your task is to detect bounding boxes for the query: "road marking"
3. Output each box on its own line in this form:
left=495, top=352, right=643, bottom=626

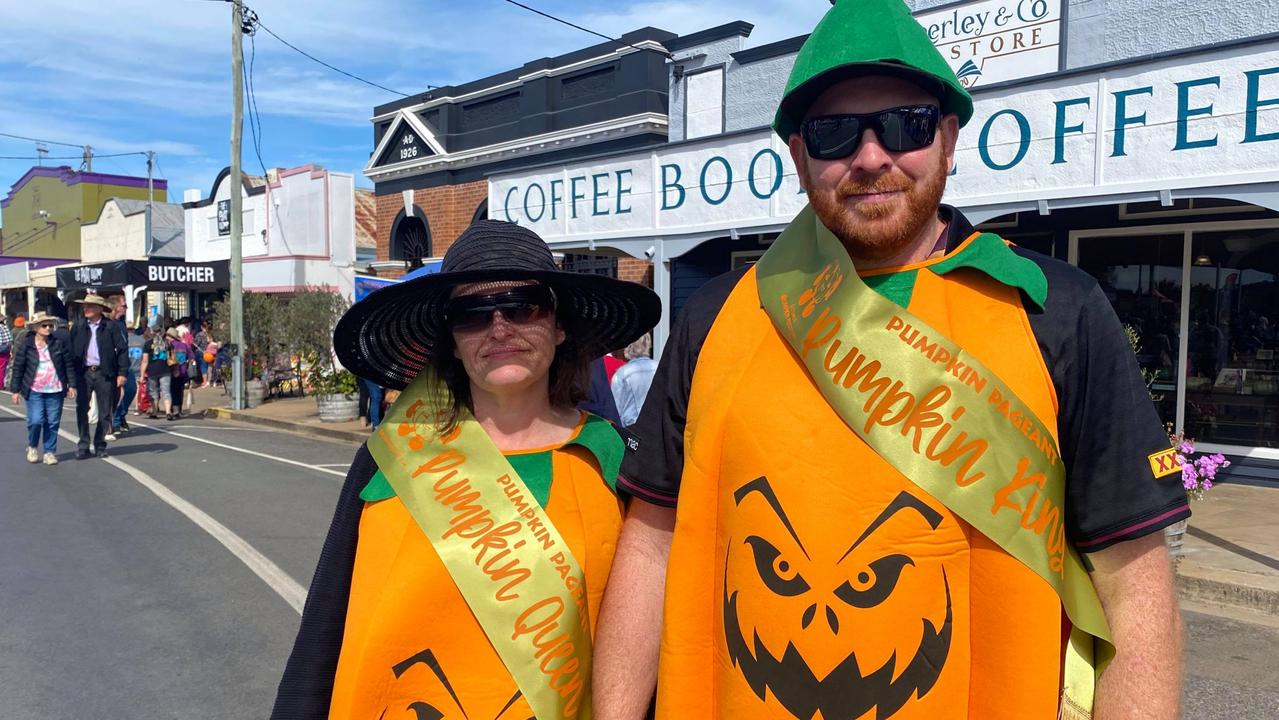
left=163, top=425, right=276, bottom=432
left=1, top=406, right=307, bottom=614
left=314, top=463, right=352, bottom=468
left=128, top=419, right=347, bottom=478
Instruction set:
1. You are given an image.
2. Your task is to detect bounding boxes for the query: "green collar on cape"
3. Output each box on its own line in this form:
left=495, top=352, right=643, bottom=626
left=359, top=412, right=622, bottom=507
left=862, top=231, right=1047, bottom=311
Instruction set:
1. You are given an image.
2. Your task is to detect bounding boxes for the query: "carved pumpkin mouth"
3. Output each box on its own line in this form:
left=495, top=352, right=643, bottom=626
left=723, top=573, right=952, bottom=720
left=721, top=479, right=955, bottom=720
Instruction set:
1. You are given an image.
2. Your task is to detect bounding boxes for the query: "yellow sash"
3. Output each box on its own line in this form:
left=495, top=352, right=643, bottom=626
left=367, top=373, right=594, bottom=720
left=755, top=205, right=1112, bottom=719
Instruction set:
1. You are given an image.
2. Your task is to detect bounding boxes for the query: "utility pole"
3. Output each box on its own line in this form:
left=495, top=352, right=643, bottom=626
left=230, top=0, right=246, bottom=410
left=144, top=151, right=154, bottom=257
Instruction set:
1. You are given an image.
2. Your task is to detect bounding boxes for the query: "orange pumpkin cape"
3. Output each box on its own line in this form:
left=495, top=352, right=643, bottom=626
left=657, top=206, right=1109, bottom=720
left=331, top=374, right=623, bottom=720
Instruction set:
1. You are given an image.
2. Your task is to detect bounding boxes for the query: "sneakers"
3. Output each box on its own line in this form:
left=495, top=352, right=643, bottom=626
left=42, top=453, right=58, bottom=465
left=105, top=432, right=118, bottom=442
left=26, top=446, right=39, bottom=463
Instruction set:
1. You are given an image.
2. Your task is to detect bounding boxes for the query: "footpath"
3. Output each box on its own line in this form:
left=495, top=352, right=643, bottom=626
left=184, top=387, right=1279, bottom=619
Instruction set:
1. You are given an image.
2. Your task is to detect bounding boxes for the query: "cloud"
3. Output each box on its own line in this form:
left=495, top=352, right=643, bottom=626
left=2, top=0, right=833, bottom=229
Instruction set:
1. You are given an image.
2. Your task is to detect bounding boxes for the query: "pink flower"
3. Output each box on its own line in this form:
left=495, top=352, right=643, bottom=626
left=1178, top=440, right=1195, bottom=455
left=1182, top=463, right=1199, bottom=490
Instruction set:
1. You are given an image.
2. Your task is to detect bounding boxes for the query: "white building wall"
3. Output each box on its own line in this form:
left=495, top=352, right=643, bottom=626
left=81, top=201, right=147, bottom=263
left=185, top=178, right=268, bottom=263
left=716, top=0, right=1279, bottom=136
left=186, top=165, right=356, bottom=299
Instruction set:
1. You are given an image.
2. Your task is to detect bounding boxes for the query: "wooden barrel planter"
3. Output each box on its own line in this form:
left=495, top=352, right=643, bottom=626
left=244, top=379, right=267, bottom=408
left=316, top=393, right=359, bottom=423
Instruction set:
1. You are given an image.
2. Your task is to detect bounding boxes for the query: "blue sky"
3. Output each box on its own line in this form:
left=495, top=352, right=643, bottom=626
left=0, top=0, right=828, bottom=225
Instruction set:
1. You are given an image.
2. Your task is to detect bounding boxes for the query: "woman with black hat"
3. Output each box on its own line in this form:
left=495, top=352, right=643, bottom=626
left=274, top=220, right=660, bottom=720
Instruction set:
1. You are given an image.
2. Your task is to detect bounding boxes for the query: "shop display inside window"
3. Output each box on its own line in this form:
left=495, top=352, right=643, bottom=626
left=1185, top=229, right=1279, bottom=448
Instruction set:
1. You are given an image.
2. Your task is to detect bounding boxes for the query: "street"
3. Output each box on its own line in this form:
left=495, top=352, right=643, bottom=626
left=1, top=406, right=1278, bottom=719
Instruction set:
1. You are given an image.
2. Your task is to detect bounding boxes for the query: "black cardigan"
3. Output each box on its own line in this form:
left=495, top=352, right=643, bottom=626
left=8, top=334, right=76, bottom=397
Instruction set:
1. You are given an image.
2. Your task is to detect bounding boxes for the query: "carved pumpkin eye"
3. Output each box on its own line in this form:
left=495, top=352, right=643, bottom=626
left=744, top=535, right=810, bottom=596
left=834, top=554, right=914, bottom=609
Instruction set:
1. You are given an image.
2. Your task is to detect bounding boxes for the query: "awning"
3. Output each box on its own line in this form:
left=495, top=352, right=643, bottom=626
left=56, top=258, right=230, bottom=292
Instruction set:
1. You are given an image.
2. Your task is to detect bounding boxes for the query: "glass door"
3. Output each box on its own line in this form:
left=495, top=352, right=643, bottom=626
left=1075, top=234, right=1185, bottom=431
left=1185, top=229, right=1279, bottom=449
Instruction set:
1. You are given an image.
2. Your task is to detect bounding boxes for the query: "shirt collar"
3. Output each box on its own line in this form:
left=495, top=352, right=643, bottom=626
left=928, top=204, right=1047, bottom=311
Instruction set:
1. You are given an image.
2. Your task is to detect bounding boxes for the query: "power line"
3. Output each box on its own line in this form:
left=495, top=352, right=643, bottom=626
left=0, top=151, right=146, bottom=161
left=241, top=6, right=269, bottom=178
left=499, top=0, right=674, bottom=59
left=248, top=13, right=423, bottom=96
left=0, top=131, right=85, bottom=149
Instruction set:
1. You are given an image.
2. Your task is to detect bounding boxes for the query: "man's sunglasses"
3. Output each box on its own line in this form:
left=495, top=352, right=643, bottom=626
left=800, top=105, right=940, bottom=160
left=443, top=285, right=557, bottom=332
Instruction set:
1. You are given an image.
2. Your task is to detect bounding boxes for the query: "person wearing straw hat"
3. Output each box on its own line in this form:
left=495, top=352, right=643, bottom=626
left=69, top=292, right=128, bottom=459
left=593, top=2, right=1186, bottom=719
left=9, top=311, right=77, bottom=464
left=274, top=219, right=660, bottom=719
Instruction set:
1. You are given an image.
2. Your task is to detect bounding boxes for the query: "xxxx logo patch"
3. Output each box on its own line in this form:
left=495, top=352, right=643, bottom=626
left=1147, top=448, right=1183, bottom=479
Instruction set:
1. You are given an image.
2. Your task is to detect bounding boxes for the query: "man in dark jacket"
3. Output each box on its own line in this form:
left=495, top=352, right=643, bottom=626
left=69, top=292, right=128, bottom=459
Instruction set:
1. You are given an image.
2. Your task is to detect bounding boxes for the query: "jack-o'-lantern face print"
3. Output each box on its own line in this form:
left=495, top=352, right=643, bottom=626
left=379, top=648, right=534, bottom=720
left=723, top=477, right=953, bottom=720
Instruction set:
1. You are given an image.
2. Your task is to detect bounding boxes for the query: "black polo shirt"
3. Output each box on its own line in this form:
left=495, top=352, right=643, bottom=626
left=619, top=206, right=1190, bottom=553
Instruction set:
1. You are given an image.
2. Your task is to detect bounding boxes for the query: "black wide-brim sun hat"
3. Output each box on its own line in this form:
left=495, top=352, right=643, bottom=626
left=334, top=219, right=662, bottom=390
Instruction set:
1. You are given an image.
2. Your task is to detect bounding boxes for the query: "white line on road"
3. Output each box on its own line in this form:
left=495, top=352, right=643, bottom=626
left=1, top=405, right=307, bottom=615
left=129, top=419, right=347, bottom=478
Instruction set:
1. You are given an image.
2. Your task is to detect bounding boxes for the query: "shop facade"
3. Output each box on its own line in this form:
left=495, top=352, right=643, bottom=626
left=183, top=164, right=358, bottom=300
left=55, top=258, right=229, bottom=327
left=362, top=25, right=723, bottom=284
left=490, top=6, right=1279, bottom=460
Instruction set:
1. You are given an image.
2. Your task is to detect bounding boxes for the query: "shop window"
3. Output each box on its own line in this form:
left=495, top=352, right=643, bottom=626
left=685, top=66, right=724, bottom=140
left=731, top=250, right=764, bottom=269
left=1076, top=234, right=1185, bottom=431
left=390, top=213, right=432, bottom=263
left=1002, top=233, right=1054, bottom=258
left=560, top=253, right=617, bottom=278
left=1185, top=228, right=1279, bottom=448
left=1119, top=198, right=1266, bottom=220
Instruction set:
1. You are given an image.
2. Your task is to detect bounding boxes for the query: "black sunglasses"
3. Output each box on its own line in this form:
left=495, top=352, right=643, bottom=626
left=443, top=285, right=557, bottom=332
left=800, top=105, right=940, bottom=160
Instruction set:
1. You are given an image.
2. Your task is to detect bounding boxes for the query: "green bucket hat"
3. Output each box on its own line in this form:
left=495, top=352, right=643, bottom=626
left=773, top=0, right=974, bottom=139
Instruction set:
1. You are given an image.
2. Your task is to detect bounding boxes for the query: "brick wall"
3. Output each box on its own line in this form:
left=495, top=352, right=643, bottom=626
left=618, top=257, right=653, bottom=287
left=375, top=179, right=488, bottom=262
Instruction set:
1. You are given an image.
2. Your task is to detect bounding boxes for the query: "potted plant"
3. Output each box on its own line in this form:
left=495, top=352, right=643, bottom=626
left=306, top=357, right=360, bottom=423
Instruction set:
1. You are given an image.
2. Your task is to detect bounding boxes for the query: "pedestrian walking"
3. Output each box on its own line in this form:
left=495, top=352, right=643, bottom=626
left=105, top=296, right=133, bottom=441
left=70, top=293, right=127, bottom=459
left=0, top=310, right=13, bottom=390
left=9, top=312, right=77, bottom=465
left=593, top=2, right=1189, bottom=718
left=141, top=327, right=174, bottom=420
left=114, top=325, right=146, bottom=434
left=609, top=333, right=657, bottom=428
left=273, top=220, right=660, bottom=719
left=167, top=328, right=192, bottom=419
left=357, top=377, right=383, bottom=429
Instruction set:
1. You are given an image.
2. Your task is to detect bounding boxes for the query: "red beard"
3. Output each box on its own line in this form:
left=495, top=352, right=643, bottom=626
left=806, top=152, right=949, bottom=262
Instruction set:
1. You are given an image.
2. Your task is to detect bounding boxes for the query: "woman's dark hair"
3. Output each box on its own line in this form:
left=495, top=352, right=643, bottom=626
left=428, top=284, right=593, bottom=431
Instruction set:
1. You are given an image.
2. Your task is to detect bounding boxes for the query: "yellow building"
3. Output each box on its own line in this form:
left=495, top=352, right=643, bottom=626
left=1, top=165, right=167, bottom=259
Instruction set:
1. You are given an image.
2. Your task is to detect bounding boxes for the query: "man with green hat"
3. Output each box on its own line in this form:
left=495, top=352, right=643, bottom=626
left=593, top=1, right=1186, bottom=719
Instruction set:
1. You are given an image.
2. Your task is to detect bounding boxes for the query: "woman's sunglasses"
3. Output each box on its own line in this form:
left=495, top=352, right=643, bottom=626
left=800, top=105, right=940, bottom=160
left=443, top=285, right=557, bottom=332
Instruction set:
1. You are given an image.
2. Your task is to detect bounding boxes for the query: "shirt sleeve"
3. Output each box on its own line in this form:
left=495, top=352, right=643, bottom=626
left=617, top=268, right=743, bottom=507
left=271, top=444, right=372, bottom=718
left=1025, top=251, right=1191, bottom=553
